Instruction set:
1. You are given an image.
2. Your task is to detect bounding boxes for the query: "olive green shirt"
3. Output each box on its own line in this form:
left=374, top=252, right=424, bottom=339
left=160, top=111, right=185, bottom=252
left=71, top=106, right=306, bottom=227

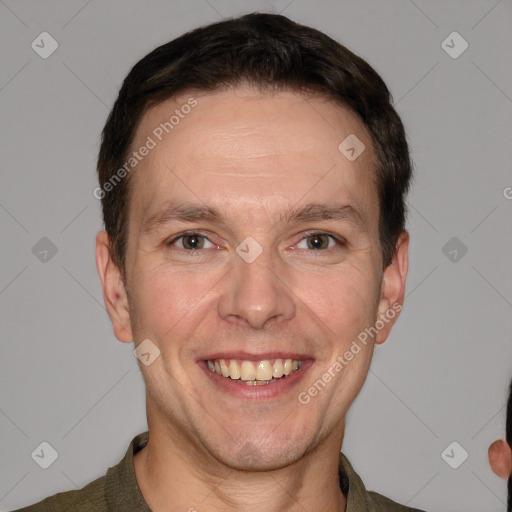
left=13, top=431, right=426, bottom=512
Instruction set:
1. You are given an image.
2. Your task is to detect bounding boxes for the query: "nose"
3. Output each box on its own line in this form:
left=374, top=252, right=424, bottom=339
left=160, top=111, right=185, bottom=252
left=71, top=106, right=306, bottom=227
left=217, top=245, right=296, bottom=330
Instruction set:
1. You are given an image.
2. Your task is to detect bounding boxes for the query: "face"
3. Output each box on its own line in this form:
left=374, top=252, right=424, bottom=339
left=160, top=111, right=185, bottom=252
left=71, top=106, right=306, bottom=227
left=96, top=86, right=409, bottom=471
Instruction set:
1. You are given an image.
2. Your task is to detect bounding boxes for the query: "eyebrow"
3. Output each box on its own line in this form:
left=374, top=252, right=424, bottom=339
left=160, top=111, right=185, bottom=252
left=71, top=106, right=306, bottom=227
left=142, top=200, right=369, bottom=234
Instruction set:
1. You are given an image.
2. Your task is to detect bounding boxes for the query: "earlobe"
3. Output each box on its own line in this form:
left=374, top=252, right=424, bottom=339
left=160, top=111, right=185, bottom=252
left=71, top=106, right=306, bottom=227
left=375, top=230, right=409, bottom=345
left=95, top=231, right=133, bottom=343
left=488, top=439, right=512, bottom=479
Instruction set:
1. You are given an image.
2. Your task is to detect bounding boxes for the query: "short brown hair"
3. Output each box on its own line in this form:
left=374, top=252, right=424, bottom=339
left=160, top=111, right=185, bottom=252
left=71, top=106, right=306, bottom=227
left=97, top=12, right=413, bottom=275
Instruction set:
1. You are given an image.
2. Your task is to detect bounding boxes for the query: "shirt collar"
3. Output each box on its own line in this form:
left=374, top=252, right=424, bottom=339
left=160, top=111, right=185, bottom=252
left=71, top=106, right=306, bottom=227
left=339, top=451, right=379, bottom=511
left=105, top=431, right=151, bottom=512
left=106, top=431, right=377, bottom=512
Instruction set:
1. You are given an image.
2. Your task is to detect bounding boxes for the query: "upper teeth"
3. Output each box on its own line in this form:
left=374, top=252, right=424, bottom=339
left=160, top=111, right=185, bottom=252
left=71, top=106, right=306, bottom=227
left=207, top=358, right=303, bottom=381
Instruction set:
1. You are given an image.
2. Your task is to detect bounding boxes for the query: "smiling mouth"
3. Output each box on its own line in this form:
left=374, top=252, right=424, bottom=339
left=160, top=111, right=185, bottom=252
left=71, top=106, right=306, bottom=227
left=205, top=358, right=303, bottom=385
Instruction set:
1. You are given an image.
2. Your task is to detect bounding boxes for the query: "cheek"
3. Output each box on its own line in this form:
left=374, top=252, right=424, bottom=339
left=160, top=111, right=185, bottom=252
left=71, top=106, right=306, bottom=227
left=297, top=264, right=379, bottom=337
left=128, top=267, right=204, bottom=339
left=128, top=263, right=233, bottom=368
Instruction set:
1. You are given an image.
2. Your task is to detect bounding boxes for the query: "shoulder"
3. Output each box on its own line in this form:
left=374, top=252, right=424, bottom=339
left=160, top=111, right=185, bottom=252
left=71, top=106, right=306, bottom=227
left=9, top=473, right=108, bottom=512
left=369, top=490, right=427, bottom=512
left=11, top=431, right=150, bottom=512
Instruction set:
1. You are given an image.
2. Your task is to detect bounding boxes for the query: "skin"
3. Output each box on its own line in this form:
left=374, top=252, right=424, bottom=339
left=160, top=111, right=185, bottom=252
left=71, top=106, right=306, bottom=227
left=489, top=438, right=512, bottom=479
left=96, top=86, right=409, bottom=512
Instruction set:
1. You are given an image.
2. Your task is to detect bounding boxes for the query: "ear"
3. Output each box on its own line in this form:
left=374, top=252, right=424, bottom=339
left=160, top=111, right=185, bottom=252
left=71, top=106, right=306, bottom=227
left=375, top=230, right=409, bottom=345
left=95, top=230, right=133, bottom=343
left=489, top=439, right=512, bottom=479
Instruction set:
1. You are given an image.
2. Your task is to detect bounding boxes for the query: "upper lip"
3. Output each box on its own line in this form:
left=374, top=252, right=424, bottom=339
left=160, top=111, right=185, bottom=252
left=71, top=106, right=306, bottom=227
left=199, top=352, right=313, bottom=361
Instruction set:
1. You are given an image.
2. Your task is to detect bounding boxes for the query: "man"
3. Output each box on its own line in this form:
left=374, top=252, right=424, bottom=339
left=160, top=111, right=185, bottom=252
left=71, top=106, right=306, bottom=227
left=14, top=12, right=425, bottom=512
left=488, top=378, right=512, bottom=511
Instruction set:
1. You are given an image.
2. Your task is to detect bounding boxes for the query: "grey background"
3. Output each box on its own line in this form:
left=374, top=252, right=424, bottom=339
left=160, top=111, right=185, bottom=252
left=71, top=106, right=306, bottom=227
left=0, top=0, right=511, bottom=510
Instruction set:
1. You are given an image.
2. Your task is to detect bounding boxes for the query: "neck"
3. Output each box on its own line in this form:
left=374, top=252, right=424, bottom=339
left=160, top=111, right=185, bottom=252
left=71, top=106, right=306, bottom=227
left=134, top=415, right=347, bottom=512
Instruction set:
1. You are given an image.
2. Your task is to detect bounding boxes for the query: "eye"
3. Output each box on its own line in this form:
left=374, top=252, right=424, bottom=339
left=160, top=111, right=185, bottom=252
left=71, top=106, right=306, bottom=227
left=296, top=232, right=344, bottom=250
left=165, top=231, right=345, bottom=252
left=166, top=232, right=216, bottom=250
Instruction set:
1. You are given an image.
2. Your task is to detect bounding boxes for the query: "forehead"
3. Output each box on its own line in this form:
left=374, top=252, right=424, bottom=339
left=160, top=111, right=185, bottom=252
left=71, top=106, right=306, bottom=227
left=128, top=87, right=378, bottom=230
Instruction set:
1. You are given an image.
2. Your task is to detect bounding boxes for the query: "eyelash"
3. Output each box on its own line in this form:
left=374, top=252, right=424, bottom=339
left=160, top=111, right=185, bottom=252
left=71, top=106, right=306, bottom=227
left=165, top=230, right=346, bottom=252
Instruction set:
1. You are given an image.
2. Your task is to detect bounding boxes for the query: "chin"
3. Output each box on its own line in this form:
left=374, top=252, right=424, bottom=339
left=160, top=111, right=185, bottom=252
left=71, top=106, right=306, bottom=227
left=210, top=436, right=304, bottom=472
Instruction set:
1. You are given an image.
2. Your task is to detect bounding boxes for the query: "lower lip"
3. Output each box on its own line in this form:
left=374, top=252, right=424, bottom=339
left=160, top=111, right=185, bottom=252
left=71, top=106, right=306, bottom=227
left=198, top=360, right=314, bottom=401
